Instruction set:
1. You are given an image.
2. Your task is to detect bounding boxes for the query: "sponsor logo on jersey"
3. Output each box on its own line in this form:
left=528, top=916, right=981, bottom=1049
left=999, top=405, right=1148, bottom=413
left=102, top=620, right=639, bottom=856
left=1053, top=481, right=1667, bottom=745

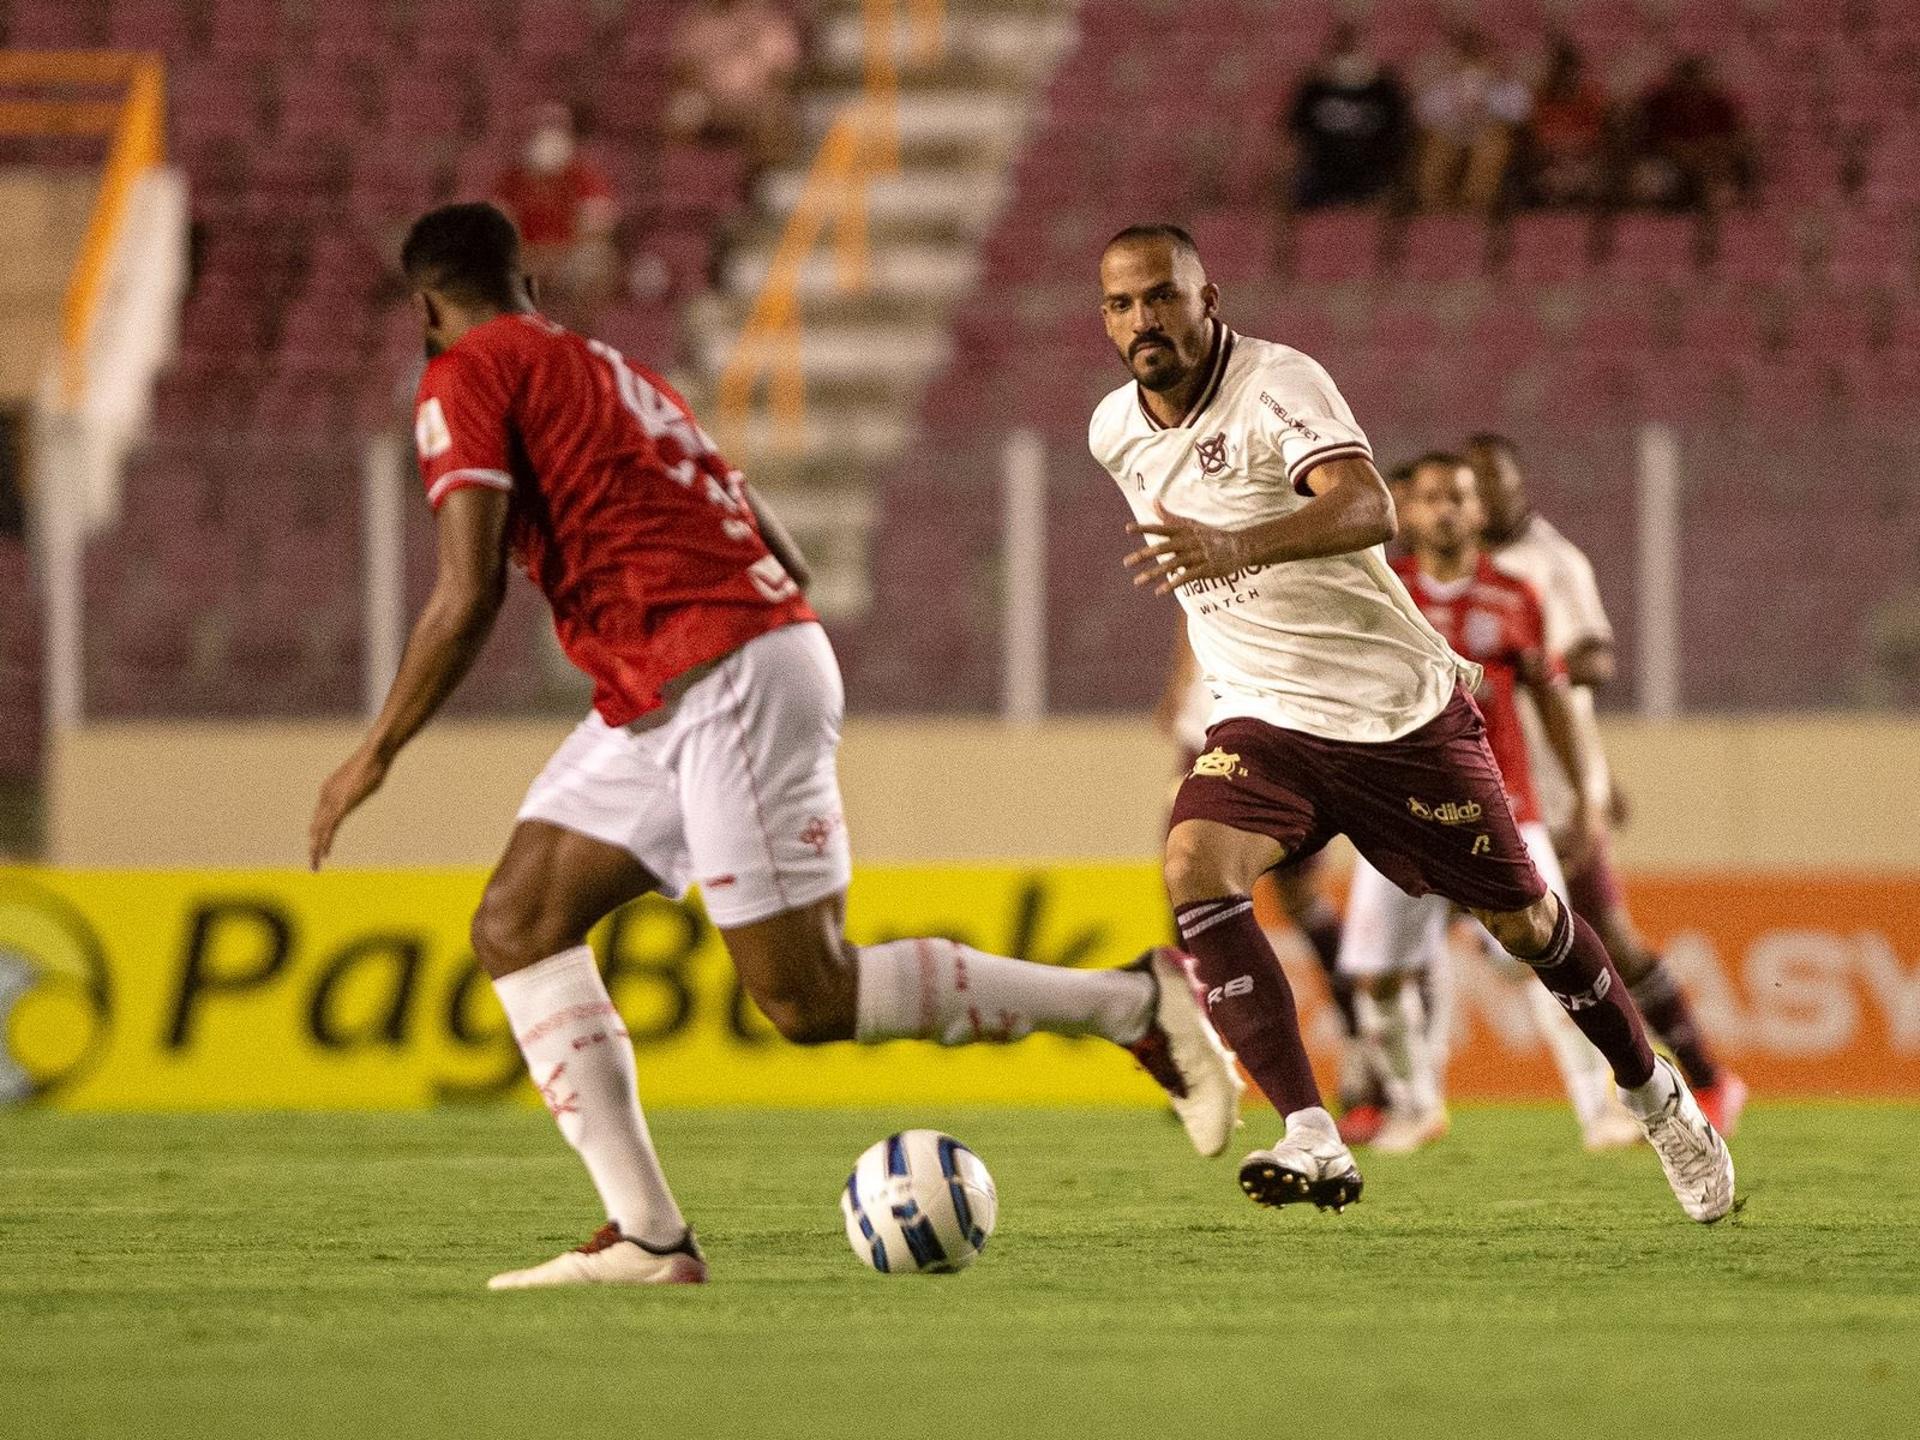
left=1407, top=796, right=1484, bottom=825
left=1258, top=391, right=1320, bottom=442
left=414, top=397, right=452, bottom=459
left=1463, top=610, right=1506, bottom=658
left=1194, top=431, right=1230, bottom=476
left=1190, top=748, right=1247, bottom=779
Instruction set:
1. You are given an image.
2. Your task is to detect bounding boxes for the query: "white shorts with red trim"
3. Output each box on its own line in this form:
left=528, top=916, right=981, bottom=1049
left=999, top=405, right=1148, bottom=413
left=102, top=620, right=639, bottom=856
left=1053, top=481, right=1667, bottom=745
left=516, top=621, right=852, bottom=928
left=1338, top=821, right=1567, bottom=979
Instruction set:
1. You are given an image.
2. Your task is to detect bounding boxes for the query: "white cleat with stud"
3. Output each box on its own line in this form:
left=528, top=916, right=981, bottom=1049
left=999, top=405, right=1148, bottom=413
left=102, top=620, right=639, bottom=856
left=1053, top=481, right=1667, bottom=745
left=487, top=1222, right=708, bottom=1289
left=1238, top=1121, right=1364, bottom=1212
left=1633, top=1056, right=1737, bottom=1223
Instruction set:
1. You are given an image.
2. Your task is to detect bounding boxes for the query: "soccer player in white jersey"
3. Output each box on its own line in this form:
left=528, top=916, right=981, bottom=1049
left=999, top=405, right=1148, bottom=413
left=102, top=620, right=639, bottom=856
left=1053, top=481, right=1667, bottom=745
left=1467, top=433, right=1748, bottom=1136
left=1088, top=224, right=1733, bottom=1221
left=307, top=205, right=1242, bottom=1288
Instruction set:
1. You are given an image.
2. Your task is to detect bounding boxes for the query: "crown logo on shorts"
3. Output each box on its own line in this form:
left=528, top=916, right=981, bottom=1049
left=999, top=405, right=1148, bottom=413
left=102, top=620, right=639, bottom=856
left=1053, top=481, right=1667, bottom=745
left=1191, top=747, right=1246, bottom=779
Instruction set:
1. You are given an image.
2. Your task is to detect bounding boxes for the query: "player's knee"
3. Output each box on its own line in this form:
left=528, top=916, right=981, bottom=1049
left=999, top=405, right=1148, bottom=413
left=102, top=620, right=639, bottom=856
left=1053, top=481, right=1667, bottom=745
left=753, top=985, right=853, bottom=1045
left=471, top=886, right=575, bottom=977
left=1163, top=829, right=1237, bottom=905
left=1476, top=893, right=1559, bottom=960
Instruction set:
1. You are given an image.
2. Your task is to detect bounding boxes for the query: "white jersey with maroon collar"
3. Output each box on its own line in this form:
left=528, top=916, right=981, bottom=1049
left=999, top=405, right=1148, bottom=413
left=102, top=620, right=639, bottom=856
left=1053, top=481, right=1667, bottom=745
left=1090, top=322, right=1474, bottom=744
left=1491, top=510, right=1615, bottom=832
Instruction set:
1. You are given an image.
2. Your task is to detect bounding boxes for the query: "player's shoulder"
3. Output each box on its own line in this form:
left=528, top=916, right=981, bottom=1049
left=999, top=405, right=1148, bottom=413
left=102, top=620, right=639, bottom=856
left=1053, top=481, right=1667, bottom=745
left=1225, top=332, right=1352, bottom=425
left=1477, top=555, right=1546, bottom=610
left=1088, top=380, right=1141, bottom=466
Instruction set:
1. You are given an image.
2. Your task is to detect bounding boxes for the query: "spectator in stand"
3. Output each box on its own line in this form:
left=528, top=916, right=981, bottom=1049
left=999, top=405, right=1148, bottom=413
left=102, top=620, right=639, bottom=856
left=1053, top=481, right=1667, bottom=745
left=492, top=103, right=620, bottom=326
left=1281, top=22, right=1412, bottom=210
left=665, top=0, right=803, bottom=171
left=1413, top=26, right=1531, bottom=213
left=1630, top=55, right=1755, bottom=212
left=1522, top=38, right=1615, bottom=208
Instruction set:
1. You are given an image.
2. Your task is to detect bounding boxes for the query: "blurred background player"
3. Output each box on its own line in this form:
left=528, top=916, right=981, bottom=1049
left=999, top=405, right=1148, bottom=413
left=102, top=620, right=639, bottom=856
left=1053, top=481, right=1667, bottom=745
left=1093, top=225, right=1731, bottom=1223
left=1468, top=434, right=1748, bottom=1136
left=1339, top=453, right=1638, bottom=1153
left=1154, top=624, right=1381, bottom=1135
left=309, top=204, right=1240, bottom=1287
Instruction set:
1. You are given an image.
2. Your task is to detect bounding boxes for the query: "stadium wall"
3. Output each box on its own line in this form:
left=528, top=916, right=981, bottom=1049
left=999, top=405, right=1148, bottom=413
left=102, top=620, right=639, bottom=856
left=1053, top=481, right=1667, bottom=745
left=41, top=715, right=1920, bottom=869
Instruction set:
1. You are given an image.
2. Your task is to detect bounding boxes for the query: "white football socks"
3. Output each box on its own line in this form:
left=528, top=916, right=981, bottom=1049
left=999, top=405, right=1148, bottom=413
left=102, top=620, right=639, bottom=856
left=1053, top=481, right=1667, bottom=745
left=492, top=946, right=687, bottom=1248
left=1619, top=1054, right=1681, bottom=1119
left=854, top=937, right=1154, bottom=1046
left=1356, top=981, right=1442, bottom=1118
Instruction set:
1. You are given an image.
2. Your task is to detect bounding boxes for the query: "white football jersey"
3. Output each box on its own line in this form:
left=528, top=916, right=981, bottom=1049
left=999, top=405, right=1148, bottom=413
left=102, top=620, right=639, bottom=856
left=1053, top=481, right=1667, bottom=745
left=1091, top=323, right=1473, bottom=743
left=1492, top=512, right=1614, bottom=831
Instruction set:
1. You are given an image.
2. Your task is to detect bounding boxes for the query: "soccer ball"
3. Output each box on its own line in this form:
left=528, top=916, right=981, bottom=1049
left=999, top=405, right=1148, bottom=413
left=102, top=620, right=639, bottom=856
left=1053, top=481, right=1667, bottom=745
left=840, top=1130, right=997, bottom=1274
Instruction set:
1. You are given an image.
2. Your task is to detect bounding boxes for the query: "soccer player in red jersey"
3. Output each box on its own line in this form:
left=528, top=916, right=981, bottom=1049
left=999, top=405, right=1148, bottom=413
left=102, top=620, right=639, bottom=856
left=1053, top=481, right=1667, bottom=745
left=307, top=204, right=1239, bottom=1287
left=1339, top=453, right=1639, bottom=1153
left=1467, top=433, right=1747, bottom=1136
left=1093, top=225, right=1731, bottom=1220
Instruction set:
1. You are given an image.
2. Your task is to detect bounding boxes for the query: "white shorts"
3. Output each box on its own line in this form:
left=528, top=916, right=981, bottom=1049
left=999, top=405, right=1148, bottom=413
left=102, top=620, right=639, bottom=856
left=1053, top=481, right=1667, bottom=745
left=1339, top=820, right=1568, bottom=979
left=516, top=621, right=853, bottom=928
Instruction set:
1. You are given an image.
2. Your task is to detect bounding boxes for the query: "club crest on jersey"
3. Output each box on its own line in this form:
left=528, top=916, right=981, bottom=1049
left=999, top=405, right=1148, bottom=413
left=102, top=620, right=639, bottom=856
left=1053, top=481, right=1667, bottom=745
left=1194, top=432, right=1230, bottom=477
left=1190, top=747, right=1247, bottom=779
left=1463, top=611, right=1505, bottom=657
left=1407, top=796, right=1483, bottom=825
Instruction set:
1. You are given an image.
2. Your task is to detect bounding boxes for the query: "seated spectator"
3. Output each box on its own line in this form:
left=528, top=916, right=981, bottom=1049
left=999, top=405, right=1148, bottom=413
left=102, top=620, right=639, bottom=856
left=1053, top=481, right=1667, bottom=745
left=665, top=0, right=803, bottom=171
left=1413, top=27, right=1531, bottom=213
left=1522, top=39, right=1615, bottom=208
left=1281, top=23, right=1411, bottom=210
left=491, top=103, right=620, bottom=326
left=1630, top=55, right=1755, bottom=212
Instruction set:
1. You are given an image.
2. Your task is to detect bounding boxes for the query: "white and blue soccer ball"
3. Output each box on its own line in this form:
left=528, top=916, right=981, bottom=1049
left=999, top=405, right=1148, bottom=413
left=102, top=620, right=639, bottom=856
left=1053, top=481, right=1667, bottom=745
left=840, top=1129, right=997, bottom=1274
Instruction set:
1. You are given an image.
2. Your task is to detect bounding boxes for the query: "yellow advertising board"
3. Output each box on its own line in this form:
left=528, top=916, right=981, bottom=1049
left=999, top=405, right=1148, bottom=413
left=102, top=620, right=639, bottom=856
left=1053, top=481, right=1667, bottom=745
left=0, top=865, right=1177, bottom=1110
left=3, top=865, right=1917, bottom=1109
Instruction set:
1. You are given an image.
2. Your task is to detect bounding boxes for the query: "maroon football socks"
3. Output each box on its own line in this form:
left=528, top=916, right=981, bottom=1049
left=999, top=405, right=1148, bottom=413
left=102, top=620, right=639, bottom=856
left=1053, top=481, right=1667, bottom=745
left=1175, top=896, right=1325, bottom=1115
left=1629, top=962, right=1722, bottom=1088
left=1525, top=902, right=1655, bottom=1089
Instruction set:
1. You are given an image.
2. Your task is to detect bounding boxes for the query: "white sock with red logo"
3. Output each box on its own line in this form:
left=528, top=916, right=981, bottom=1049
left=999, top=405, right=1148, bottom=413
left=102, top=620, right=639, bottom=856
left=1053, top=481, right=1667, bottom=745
left=492, top=946, right=686, bottom=1248
left=854, top=938, right=1154, bottom=1045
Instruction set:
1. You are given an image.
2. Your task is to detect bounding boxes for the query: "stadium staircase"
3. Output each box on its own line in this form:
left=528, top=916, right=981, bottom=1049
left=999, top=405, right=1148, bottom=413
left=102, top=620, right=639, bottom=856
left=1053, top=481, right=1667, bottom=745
left=684, top=0, right=1080, bottom=616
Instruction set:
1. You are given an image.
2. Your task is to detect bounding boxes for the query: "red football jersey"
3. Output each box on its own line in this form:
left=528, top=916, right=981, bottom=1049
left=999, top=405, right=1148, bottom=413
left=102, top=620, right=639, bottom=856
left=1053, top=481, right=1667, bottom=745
left=1392, top=553, right=1554, bottom=824
left=414, top=312, right=815, bottom=725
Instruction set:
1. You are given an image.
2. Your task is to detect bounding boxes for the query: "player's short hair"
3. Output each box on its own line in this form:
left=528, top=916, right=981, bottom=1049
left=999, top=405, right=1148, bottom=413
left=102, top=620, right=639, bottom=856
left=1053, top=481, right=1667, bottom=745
left=1104, top=223, right=1203, bottom=267
left=1464, top=431, right=1518, bottom=461
left=401, top=202, right=523, bottom=307
left=1385, top=459, right=1418, bottom=487
left=1408, top=449, right=1471, bottom=480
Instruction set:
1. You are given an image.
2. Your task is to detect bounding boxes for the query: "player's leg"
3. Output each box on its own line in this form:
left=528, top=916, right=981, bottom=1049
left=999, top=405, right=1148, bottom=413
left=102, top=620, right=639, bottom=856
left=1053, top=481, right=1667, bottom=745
left=1483, top=824, right=1639, bottom=1150
left=1272, top=856, right=1381, bottom=1122
left=1332, top=690, right=1732, bottom=1220
left=1336, top=853, right=1448, bottom=1151
left=681, top=623, right=1240, bottom=1154
left=1567, top=839, right=1747, bottom=1134
left=480, top=716, right=709, bottom=1287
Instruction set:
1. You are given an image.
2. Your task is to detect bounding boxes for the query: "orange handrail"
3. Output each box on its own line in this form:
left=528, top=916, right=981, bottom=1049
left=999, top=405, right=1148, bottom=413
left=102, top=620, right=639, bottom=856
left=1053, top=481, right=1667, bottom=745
left=715, top=0, right=946, bottom=453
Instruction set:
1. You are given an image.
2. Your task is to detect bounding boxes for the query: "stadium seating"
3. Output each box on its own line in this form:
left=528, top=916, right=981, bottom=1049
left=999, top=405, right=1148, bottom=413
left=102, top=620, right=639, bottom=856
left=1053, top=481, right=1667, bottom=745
left=0, top=0, right=752, bottom=718
left=866, top=0, right=1920, bottom=715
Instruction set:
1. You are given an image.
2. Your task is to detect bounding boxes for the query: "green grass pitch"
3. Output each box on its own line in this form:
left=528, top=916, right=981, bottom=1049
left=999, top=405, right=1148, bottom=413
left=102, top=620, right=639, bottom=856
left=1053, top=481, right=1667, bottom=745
left=3, top=1103, right=1916, bottom=1439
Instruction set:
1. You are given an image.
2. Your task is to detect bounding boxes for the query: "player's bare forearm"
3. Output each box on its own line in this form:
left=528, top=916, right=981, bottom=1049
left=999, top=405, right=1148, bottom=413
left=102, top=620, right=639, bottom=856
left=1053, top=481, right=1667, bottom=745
left=1533, top=675, right=1606, bottom=815
left=362, top=589, right=501, bottom=764
left=1124, top=457, right=1394, bottom=595
left=1563, top=638, right=1616, bottom=689
left=747, top=484, right=811, bottom=591
left=308, top=488, right=508, bottom=869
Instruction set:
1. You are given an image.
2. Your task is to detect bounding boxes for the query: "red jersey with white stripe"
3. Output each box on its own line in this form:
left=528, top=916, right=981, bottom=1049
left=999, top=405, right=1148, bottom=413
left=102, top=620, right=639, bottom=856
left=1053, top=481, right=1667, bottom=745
left=413, top=312, right=815, bottom=725
left=1390, top=553, right=1553, bottom=824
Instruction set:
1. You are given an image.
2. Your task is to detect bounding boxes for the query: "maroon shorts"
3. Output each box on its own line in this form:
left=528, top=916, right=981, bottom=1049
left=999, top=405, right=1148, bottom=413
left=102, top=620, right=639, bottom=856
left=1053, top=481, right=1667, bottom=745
left=1563, top=826, right=1628, bottom=916
left=1170, top=686, right=1546, bottom=914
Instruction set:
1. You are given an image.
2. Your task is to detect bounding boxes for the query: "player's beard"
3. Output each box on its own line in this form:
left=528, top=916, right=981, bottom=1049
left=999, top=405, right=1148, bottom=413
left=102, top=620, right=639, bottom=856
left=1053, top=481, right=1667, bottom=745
left=1130, top=339, right=1189, bottom=392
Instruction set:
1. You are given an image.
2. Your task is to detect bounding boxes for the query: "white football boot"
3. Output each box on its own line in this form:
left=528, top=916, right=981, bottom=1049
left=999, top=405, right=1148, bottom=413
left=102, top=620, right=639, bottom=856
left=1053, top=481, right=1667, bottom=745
left=1238, top=1119, right=1364, bottom=1212
left=1632, top=1056, right=1737, bottom=1223
left=1370, top=1105, right=1450, bottom=1155
left=487, top=1222, right=708, bottom=1289
left=1125, top=947, right=1245, bottom=1157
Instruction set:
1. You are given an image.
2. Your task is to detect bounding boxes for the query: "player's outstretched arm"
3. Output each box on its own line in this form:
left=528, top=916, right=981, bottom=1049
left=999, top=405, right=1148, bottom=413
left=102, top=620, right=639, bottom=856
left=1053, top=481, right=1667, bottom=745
left=1124, top=457, right=1395, bottom=595
left=1529, top=668, right=1608, bottom=871
left=308, top=487, right=510, bottom=869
